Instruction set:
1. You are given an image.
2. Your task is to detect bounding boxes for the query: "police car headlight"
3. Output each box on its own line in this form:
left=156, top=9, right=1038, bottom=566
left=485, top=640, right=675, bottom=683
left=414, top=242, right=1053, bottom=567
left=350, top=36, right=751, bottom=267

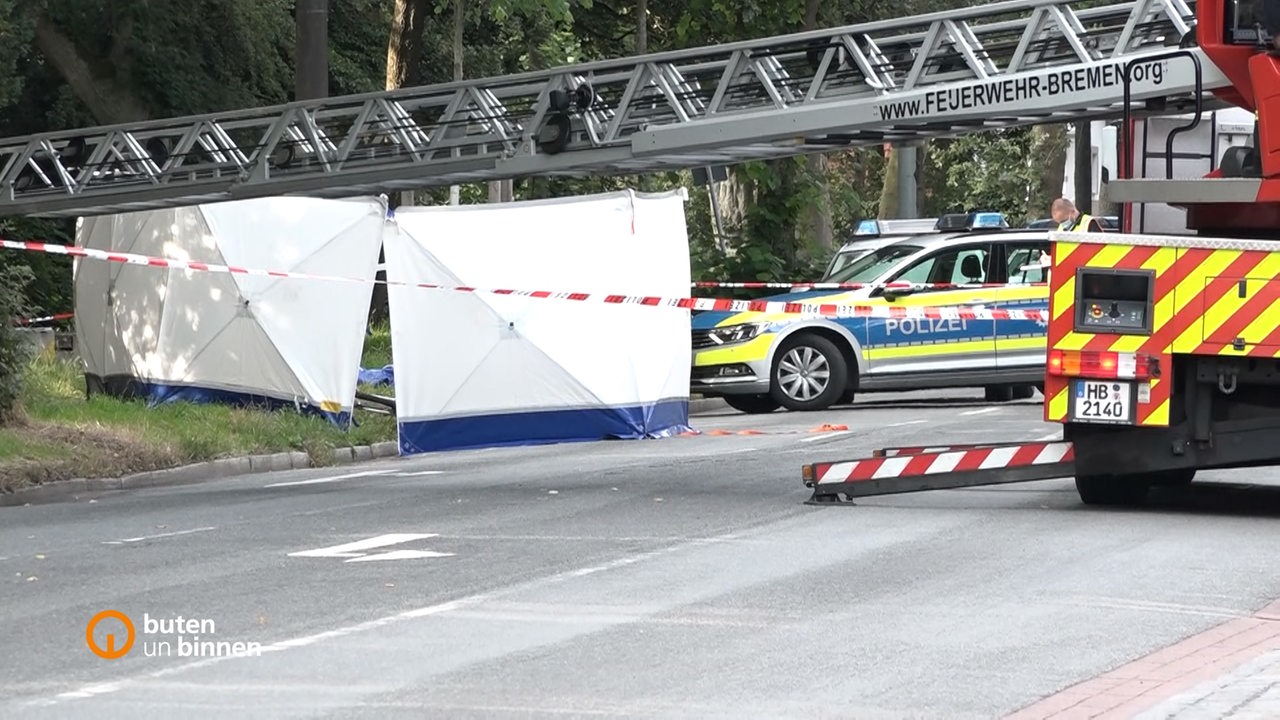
left=707, top=322, right=766, bottom=345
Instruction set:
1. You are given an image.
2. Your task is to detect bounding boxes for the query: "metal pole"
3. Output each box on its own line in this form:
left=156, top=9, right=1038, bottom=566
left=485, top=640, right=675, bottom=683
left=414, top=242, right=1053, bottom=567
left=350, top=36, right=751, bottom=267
left=1073, top=120, right=1093, bottom=213
left=295, top=0, right=329, bottom=101
left=895, top=144, right=918, bottom=218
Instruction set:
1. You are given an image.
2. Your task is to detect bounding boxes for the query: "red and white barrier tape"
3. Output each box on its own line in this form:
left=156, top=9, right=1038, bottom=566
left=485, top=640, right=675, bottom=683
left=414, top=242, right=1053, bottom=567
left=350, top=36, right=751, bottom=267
left=14, top=312, right=74, bottom=326
left=691, top=281, right=1045, bottom=291
left=0, top=239, right=1049, bottom=322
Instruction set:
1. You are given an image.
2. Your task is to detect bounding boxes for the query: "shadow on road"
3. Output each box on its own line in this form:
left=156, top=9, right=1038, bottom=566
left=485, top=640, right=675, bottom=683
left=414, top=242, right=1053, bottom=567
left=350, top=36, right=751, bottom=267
left=849, top=398, right=1042, bottom=410
left=697, top=399, right=1043, bottom=418
left=1129, top=481, right=1280, bottom=519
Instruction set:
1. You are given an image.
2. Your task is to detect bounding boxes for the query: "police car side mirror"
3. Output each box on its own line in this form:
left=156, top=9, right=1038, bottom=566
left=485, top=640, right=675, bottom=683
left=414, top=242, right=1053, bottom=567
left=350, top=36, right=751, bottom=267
left=882, top=288, right=914, bottom=302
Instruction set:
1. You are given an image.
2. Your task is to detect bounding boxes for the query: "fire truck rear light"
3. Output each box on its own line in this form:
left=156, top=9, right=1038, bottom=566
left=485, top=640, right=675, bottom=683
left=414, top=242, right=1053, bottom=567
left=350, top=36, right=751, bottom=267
left=1047, top=349, right=1155, bottom=380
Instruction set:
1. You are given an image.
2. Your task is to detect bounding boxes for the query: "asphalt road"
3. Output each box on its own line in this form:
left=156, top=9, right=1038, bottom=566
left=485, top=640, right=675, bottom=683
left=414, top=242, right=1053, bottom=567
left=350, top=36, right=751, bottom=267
left=4, top=389, right=1280, bottom=719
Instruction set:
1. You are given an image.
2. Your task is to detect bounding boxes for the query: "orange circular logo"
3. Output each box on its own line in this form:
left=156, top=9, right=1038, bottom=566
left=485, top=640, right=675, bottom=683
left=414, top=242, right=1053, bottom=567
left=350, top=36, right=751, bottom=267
left=86, top=610, right=135, bottom=659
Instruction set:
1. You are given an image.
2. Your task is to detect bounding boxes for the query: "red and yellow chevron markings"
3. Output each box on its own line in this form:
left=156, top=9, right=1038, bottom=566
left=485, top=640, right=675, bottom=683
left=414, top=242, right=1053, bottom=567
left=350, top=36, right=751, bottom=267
left=1046, top=238, right=1280, bottom=427
left=1180, top=251, right=1280, bottom=357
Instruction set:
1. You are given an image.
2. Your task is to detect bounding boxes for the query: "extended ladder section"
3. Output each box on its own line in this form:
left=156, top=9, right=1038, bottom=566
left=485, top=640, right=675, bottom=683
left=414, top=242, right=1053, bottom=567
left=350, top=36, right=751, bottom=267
left=0, top=0, right=1223, bottom=217
left=802, top=440, right=1078, bottom=504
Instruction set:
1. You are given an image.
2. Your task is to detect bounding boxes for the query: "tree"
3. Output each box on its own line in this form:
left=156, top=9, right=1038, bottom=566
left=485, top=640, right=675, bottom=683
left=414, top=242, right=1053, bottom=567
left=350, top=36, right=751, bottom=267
left=0, top=263, right=36, bottom=424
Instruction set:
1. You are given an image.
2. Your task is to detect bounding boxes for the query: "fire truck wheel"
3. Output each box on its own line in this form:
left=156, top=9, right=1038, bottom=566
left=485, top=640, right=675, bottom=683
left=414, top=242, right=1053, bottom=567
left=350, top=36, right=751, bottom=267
left=1149, top=468, right=1196, bottom=486
left=983, top=385, right=1012, bottom=402
left=1075, top=475, right=1151, bottom=506
left=770, top=334, right=848, bottom=411
left=986, top=384, right=1036, bottom=402
left=722, top=394, right=781, bottom=414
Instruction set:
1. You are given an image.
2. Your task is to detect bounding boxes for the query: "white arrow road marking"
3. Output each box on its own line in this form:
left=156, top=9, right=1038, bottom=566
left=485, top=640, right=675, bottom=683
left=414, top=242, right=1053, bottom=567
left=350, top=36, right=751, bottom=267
left=344, top=549, right=455, bottom=563
left=288, top=533, right=452, bottom=561
left=264, top=470, right=391, bottom=488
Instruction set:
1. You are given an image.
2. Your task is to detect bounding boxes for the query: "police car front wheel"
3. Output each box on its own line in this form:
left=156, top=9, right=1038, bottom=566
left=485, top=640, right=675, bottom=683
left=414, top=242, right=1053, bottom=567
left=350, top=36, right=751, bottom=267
left=770, top=335, right=848, bottom=411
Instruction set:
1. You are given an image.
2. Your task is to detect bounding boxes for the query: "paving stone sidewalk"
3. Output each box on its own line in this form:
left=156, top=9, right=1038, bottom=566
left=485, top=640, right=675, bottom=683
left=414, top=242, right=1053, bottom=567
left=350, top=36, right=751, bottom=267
left=1134, top=648, right=1280, bottom=720
left=1007, top=600, right=1280, bottom=719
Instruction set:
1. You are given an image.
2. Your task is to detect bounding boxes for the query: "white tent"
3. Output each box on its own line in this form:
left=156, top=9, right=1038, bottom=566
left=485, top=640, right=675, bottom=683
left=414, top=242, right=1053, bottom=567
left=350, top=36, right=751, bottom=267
left=73, top=195, right=386, bottom=427
left=383, top=189, right=692, bottom=454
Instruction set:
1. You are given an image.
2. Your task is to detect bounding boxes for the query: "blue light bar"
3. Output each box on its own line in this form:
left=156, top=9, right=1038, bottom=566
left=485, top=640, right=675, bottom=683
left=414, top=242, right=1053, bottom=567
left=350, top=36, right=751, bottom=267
left=969, top=212, right=1008, bottom=228
left=853, top=219, right=881, bottom=236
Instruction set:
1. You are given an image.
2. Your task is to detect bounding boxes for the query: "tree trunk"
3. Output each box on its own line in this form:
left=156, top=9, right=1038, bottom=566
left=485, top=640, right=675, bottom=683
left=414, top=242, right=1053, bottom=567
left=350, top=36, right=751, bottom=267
left=373, top=0, right=431, bottom=326
left=449, top=0, right=464, bottom=206
left=801, top=0, right=835, bottom=253
left=635, top=0, right=648, bottom=53
left=385, top=0, right=429, bottom=210
left=30, top=10, right=150, bottom=124
left=715, top=171, right=752, bottom=248
left=878, top=145, right=901, bottom=219
left=1027, top=124, right=1069, bottom=222
left=385, top=0, right=428, bottom=90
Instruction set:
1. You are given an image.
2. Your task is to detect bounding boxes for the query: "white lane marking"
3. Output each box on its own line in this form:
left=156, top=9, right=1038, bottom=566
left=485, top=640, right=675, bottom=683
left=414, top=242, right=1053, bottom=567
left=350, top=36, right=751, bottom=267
left=708, top=446, right=758, bottom=456
left=288, top=533, right=439, bottom=559
left=1058, top=595, right=1250, bottom=620
left=960, top=407, right=1000, bottom=416
left=263, top=470, right=391, bottom=488
left=391, top=470, right=445, bottom=477
left=101, top=527, right=217, bottom=546
left=344, top=549, right=455, bottom=562
left=36, top=534, right=732, bottom=705
left=800, top=430, right=852, bottom=443
left=886, top=419, right=928, bottom=427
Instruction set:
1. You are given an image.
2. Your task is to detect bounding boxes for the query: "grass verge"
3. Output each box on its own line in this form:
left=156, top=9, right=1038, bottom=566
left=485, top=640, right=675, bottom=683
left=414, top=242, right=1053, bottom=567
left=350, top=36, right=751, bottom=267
left=0, top=330, right=399, bottom=494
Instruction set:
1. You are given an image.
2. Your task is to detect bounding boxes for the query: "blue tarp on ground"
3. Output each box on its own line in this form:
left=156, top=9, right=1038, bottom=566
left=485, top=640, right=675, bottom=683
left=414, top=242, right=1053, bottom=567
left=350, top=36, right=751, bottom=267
left=358, top=364, right=395, bottom=388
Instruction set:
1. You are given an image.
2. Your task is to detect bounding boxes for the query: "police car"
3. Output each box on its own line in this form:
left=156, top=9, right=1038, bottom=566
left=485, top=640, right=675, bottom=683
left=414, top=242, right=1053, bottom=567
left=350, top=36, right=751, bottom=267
left=821, top=217, right=943, bottom=281
left=691, top=213, right=1051, bottom=413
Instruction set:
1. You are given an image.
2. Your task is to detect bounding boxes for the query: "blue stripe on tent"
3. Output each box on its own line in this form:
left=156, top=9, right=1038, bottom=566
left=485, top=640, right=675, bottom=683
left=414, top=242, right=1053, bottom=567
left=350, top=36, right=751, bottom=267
left=397, top=399, right=692, bottom=454
left=86, top=376, right=352, bottom=428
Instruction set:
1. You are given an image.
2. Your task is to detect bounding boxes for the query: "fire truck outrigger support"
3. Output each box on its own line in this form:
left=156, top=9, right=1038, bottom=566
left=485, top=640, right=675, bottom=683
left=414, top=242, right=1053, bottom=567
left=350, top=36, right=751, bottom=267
left=805, top=0, right=1280, bottom=508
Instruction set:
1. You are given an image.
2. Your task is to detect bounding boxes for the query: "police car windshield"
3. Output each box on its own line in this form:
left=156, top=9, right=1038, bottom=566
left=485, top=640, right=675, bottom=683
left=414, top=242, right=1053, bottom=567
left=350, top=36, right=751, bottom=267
left=827, top=244, right=923, bottom=284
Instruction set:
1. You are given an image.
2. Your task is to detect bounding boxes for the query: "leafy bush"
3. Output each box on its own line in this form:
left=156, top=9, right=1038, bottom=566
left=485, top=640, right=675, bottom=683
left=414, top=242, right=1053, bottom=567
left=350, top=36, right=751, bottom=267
left=0, top=262, right=35, bottom=423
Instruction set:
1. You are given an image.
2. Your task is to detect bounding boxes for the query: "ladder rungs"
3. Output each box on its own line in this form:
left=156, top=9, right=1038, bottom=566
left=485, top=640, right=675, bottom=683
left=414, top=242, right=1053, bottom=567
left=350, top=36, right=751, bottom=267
left=0, top=0, right=1207, bottom=217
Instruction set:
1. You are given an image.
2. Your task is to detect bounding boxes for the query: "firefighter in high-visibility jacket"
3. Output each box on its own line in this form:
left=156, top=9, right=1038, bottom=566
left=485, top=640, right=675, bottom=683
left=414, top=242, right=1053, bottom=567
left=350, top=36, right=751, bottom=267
left=1050, top=197, right=1104, bottom=233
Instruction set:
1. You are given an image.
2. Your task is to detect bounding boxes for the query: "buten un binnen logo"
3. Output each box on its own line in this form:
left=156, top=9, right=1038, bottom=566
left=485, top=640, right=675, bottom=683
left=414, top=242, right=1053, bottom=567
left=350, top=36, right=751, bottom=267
left=86, top=611, right=261, bottom=659
left=86, top=610, right=135, bottom=659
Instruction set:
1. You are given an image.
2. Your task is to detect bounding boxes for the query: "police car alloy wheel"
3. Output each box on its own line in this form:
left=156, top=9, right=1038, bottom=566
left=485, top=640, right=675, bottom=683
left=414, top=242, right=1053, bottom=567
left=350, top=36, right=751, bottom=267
left=769, top=334, right=848, bottom=411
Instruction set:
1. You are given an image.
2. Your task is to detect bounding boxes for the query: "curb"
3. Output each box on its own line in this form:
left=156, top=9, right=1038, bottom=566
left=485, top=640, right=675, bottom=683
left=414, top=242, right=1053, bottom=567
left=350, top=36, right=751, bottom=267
left=0, top=441, right=402, bottom=508
left=1, top=400, right=731, bottom=507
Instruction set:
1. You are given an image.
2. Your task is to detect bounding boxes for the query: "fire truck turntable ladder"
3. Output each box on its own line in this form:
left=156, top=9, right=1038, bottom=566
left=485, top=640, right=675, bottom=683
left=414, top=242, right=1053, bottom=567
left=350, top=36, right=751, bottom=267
left=804, top=0, right=1280, bottom=509
left=0, top=0, right=1223, bottom=218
